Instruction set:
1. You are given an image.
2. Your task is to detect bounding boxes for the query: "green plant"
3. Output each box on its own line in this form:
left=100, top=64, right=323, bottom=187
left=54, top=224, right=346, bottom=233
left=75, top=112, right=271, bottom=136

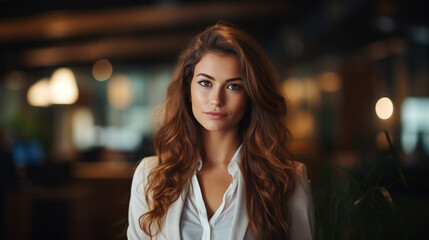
left=303, top=131, right=409, bottom=240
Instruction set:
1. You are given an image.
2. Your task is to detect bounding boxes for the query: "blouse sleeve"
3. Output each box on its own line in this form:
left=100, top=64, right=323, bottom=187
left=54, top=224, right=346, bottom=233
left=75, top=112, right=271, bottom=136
left=288, top=162, right=315, bottom=240
left=127, top=157, right=157, bottom=240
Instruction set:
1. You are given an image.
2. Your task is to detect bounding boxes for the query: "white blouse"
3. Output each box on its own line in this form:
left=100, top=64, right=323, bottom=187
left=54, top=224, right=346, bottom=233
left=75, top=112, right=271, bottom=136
left=180, top=146, right=241, bottom=240
left=127, top=147, right=315, bottom=240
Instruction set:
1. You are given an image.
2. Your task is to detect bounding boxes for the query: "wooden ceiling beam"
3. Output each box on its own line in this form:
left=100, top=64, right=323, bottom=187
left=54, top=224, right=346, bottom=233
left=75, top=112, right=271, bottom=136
left=21, top=33, right=192, bottom=67
left=0, top=1, right=289, bottom=43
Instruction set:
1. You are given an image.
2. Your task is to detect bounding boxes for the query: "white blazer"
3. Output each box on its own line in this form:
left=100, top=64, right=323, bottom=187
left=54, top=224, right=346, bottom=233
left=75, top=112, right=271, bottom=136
left=127, top=156, right=315, bottom=240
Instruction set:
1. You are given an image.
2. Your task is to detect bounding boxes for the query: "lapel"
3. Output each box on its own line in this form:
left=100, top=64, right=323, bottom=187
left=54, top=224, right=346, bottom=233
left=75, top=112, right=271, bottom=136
left=163, top=183, right=188, bottom=240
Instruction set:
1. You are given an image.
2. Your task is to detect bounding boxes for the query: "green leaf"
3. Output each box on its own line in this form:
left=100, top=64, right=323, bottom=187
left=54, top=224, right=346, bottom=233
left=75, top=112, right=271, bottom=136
left=335, top=165, right=363, bottom=196
left=384, top=131, right=410, bottom=193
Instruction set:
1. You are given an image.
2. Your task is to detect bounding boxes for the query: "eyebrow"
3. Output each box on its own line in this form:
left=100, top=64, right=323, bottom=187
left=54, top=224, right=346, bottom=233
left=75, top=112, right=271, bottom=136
left=196, top=73, right=242, bottom=82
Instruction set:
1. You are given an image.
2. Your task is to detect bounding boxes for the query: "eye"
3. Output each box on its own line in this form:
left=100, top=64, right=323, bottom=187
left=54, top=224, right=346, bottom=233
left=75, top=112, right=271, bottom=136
left=227, top=84, right=242, bottom=90
left=198, top=80, right=211, bottom=87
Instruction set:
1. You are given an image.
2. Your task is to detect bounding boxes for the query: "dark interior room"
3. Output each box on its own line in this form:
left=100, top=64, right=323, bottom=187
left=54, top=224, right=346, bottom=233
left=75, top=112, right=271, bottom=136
left=1, top=0, right=428, bottom=239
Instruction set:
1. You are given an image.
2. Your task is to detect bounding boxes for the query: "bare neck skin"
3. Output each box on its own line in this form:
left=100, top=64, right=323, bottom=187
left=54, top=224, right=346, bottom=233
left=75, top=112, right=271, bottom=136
left=197, top=127, right=240, bottom=219
left=201, top=128, right=240, bottom=167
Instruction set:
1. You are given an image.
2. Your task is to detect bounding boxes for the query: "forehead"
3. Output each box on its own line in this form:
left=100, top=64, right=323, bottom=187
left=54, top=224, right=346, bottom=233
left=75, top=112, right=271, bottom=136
left=194, top=52, right=241, bottom=78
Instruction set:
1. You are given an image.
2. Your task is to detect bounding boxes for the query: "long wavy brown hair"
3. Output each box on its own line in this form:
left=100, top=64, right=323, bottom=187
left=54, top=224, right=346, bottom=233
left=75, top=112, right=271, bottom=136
left=140, top=21, right=296, bottom=239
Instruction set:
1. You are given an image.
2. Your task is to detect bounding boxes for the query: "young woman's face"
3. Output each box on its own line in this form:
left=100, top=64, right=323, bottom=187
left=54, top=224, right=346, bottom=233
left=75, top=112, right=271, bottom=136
left=190, top=51, right=248, bottom=133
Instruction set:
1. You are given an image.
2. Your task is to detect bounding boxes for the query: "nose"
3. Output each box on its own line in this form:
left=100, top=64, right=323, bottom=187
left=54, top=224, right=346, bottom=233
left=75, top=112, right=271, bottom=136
left=210, top=86, right=224, bottom=106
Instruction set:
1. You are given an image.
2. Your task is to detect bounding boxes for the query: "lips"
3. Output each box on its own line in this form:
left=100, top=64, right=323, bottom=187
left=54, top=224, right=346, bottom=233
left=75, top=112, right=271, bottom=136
left=204, top=111, right=227, bottom=119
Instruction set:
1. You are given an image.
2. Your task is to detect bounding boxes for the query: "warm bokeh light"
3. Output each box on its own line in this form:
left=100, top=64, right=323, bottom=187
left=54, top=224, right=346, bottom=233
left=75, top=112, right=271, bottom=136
left=50, top=68, right=79, bottom=104
left=304, top=78, right=321, bottom=106
left=92, top=59, right=113, bottom=81
left=107, top=74, right=133, bottom=109
left=27, top=78, right=51, bottom=107
left=289, top=111, right=316, bottom=139
left=375, top=97, right=393, bottom=120
left=319, top=72, right=341, bottom=92
left=283, top=77, right=320, bottom=106
left=282, top=78, right=305, bottom=104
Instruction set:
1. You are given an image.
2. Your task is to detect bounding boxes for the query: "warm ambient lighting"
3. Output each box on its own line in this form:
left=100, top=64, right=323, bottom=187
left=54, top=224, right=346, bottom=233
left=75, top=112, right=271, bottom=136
left=107, top=74, right=133, bottom=109
left=375, top=97, right=394, bottom=120
left=27, top=78, right=51, bottom=107
left=319, top=72, right=341, bottom=92
left=50, top=68, right=79, bottom=104
left=282, top=78, right=305, bottom=104
left=92, top=59, right=113, bottom=81
left=283, top=77, right=320, bottom=107
left=289, top=111, right=316, bottom=139
left=27, top=68, right=79, bottom=106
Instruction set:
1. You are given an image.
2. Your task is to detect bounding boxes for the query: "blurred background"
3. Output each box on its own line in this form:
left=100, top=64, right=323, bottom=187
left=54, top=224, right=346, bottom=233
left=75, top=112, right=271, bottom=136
left=1, top=0, right=428, bottom=239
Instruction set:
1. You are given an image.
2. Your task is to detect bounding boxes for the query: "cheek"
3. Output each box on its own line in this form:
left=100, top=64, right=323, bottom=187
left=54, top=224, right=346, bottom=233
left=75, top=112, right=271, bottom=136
left=190, top=84, right=203, bottom=111
left=231, top=94, right=248, bottom=117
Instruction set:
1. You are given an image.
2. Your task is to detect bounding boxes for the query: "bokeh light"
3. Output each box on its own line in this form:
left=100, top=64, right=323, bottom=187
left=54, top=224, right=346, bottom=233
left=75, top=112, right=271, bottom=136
left=27, top=78, right=51, bottom=107
left=282, top=78, right=306, bottom=104
left=319, top=72, right=341, bottom=92
left=375, top=97, right=393, bottom=120
left=50, top=68, right=79, bottom=104
left=289, top=111, right=316, bottom=139
left=107, top=74, right=133, bottom=109
left=92, top=59, right=113, bottom=81
left=401, top=97, right=429, bottom=155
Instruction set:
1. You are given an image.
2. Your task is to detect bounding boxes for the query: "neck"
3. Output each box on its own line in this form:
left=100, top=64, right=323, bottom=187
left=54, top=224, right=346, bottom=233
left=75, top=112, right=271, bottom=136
left=201, top=128, right=240, bottom=167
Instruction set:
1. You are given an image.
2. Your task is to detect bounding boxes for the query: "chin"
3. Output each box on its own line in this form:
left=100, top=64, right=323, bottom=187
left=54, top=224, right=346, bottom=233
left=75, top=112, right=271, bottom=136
left=200, top=123, right=236, bottom=133
left=201, top=126, right=225, bottom=132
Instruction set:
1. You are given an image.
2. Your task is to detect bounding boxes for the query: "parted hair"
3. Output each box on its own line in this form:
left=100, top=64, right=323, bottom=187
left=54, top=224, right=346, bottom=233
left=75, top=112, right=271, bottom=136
left=140, top=21, right=296, bottom=239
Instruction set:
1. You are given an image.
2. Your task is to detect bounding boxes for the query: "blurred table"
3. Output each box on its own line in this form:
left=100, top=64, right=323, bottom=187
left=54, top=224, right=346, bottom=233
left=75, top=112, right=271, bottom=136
left=4, top=160, right=135, bottom=240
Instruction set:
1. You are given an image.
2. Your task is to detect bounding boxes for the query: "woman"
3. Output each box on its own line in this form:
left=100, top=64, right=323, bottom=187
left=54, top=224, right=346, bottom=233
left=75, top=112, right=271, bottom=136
left=127, top=21, right=314, bottom=240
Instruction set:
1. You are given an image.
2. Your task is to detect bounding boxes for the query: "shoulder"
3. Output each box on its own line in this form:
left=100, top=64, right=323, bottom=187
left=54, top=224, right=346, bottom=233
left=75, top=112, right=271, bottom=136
left=288, top=161, right=315, bottom=239
left=139, top=155, right=159, bottom=168
left=291, top=161, right=308, bottom=182
left=289, top=161, right=311, bottom=197
left=293, top=161, right=306, bottom=172
left=132, top=156, right=160, bottom=185
left=135, top=156, right=159, bottom=174
left=128, top=156, right=160, bottom=239
left=294, top=161, right=307, bottom=171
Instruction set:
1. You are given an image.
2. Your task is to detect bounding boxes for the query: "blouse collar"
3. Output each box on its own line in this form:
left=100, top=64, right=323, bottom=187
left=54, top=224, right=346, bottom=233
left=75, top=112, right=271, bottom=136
left=196, top=144, right=242, bottom=176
